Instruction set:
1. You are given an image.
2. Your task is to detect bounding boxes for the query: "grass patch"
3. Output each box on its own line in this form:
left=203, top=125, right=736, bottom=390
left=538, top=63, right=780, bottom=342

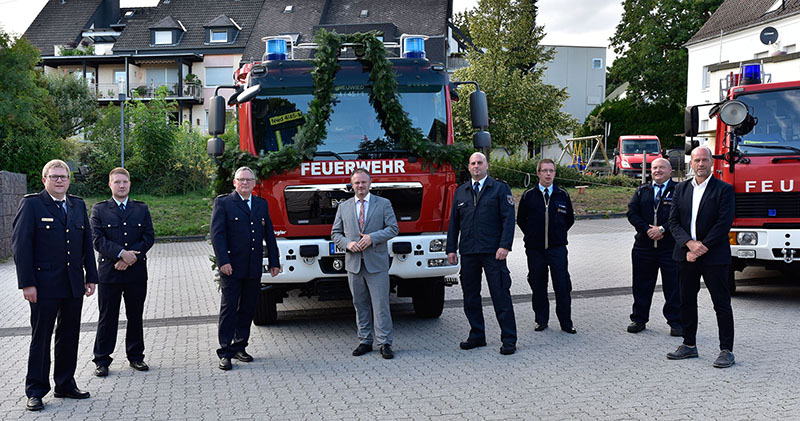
left=511, top=185, right=636, bottom=215
left=84, top=192, right=213, bottom=237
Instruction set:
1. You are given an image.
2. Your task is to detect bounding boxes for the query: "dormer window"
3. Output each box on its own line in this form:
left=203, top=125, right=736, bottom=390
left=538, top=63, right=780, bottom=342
left=154, top=31, right=172, bottom=45
left=204, top=15, right=241, bottom=45
left=210, top=30, right=227, bottom=43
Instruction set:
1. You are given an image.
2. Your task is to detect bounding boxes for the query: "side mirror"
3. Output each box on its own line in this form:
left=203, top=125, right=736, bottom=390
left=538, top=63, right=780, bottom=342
left=208, top=96, right=226, bottom=135
left=448, top=82, right=460, bottom=102
left=684, top=105, right=699, bottom=137
left=207, top=136, right=225, bottom=159
left=469, top=90, right=489, bottom=129
left=613, top=147, right=619, bottom=155
left=473, top=130, right=491, bottom=149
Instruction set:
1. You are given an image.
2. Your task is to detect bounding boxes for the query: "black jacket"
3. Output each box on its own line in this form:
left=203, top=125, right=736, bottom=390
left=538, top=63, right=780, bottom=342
left=517, top=184, right=574, bottom=250
left=668, top=176, right=735, bottom=264
left=91, top=198, right=155, bottom=283
left=446, top=176, right=515, bottom=255
left=211, top=192, right=280, bottom=279
left=627, top=180, right=676, bottom=251
left=12, top=191, right=99, bottom=298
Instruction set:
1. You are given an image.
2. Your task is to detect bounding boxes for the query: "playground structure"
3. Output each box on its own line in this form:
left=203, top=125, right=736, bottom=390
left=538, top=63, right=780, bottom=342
left=556, top=135, right=612, bottom=174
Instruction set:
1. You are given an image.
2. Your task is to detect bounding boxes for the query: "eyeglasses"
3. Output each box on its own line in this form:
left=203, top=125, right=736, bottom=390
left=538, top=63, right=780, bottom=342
left=47, top=175, right=70, bottom=181
left=235, top=178, right=256, bottom=183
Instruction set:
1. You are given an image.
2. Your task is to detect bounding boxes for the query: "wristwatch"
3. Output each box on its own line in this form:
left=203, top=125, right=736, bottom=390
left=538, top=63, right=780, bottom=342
left=658, top=226, right=665, bottom=234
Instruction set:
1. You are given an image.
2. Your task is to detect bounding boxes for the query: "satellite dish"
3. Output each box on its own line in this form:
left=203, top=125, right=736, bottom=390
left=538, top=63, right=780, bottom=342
left=760, top=27, right=779, bottom=45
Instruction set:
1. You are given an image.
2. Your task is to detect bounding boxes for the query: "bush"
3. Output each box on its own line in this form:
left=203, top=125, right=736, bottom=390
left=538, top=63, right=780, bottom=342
left=490, top=156, right=641, bottom=189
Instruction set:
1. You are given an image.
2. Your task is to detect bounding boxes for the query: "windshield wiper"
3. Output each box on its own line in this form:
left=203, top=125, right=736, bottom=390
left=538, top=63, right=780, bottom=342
left=740, top=143, right=800, bottom=154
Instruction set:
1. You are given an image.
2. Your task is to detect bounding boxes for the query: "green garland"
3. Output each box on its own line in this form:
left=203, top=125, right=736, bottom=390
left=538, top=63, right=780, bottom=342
left=214, top=30, right=472, bottom=194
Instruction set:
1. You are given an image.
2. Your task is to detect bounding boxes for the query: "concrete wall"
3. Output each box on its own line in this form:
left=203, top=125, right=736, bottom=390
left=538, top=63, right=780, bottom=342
left=0, top=171, right=26, bottom=259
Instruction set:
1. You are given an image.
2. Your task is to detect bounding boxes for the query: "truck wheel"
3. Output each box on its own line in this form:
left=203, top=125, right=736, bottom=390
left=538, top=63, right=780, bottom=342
left=728, top=266, right=737, bottom=296
left=253, top=289, right=278, bottom=326
left=412, top=278, right=445, bottom=318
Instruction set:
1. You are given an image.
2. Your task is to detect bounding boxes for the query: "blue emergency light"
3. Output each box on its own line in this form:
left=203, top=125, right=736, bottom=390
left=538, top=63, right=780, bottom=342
left=403, top=36, right=426, bottom=58
left=267, top=39, right=287, bottom=60
left=741, top=63, right=762, bottom=85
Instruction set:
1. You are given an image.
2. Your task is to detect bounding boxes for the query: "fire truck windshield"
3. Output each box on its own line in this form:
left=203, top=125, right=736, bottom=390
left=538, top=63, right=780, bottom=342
left=736, top=88, right=800, bottom=155
left=251, top=85, right=447, bottom=159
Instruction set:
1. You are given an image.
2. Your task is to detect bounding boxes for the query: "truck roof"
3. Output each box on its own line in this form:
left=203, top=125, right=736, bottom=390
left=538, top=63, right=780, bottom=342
left=619, top=135, right=659, bottom=140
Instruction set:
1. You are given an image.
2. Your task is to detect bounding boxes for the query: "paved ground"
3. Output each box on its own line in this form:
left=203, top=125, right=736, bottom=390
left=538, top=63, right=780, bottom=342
left=1, top=218, right=798, bottom=419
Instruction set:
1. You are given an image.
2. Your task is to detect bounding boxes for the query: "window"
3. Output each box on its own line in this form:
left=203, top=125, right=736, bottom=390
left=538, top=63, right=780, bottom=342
left=754, top=51, right=769, bottom=58
left=700, top=119, right=709, bottom=132
left=702, top=65, right=711, bottom=91
left=114, top=70, right=126, bottom=85
left=147, top=68, right=179, bottom=93
left=206, top=67, right=233, bottom=87
left=154, top=31, right=172, bottom=45
left=785, top=44, right=796, bottom=54
left=210, top=30, right=227, bottom=43
left=592, top=58, right=603, bottom=69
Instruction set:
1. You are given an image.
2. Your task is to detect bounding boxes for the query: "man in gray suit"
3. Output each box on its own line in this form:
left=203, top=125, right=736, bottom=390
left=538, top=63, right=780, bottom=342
left=331, top=168, right=399, bottom=359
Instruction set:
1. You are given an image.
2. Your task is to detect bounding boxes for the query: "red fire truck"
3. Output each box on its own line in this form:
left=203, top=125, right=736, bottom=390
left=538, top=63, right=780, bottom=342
left=685, top=63, right=800, bottom=292
left=207, top=35, right=490, bottom=324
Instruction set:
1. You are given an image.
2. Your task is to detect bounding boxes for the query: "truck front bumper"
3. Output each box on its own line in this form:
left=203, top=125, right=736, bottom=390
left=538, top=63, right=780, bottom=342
left=731, top=228, right=800, bottom=263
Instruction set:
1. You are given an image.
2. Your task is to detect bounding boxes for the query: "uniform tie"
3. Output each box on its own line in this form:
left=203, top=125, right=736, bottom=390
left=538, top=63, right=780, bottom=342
left=358, top=199, right=366, bottom=232
left=544, top=188, right=550, bottom=202
left=58, top=200, right=67, bottom=217
left=654, top=184, right=664, bottom=207
left=119, top=202, right=126, bottom=213
left=246, top=198, right=251, bottom=210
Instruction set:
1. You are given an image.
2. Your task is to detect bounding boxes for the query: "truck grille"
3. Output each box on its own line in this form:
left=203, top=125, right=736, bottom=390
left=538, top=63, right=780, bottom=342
left=735, top=192, right=800, bottom=219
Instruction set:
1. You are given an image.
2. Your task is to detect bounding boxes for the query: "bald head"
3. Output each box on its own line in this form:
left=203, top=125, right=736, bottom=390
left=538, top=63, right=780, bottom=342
left=468, top=152, right=489, bottom=181
left=651, top=157, right=672, bottom=184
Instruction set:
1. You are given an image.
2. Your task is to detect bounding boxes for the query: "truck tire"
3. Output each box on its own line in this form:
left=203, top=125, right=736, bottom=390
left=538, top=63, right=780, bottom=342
left=728, top=266, right=737, bottom=296
left=412, top=278, right=445, bottom=318
left=253, top=289, right=278, bottom=326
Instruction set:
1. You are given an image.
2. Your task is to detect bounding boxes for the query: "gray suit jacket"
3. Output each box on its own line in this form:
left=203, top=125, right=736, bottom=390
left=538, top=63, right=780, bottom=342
left=331, top=194, right=399, bottom=274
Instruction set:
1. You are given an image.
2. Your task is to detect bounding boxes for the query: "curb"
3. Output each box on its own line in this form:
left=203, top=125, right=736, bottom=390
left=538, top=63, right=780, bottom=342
left=154, top=235, right=207, bottom=243
left=575, top=212, right=626, bottom=220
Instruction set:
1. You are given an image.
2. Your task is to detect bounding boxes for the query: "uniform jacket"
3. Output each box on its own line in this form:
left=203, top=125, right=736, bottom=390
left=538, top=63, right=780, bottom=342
left=211, top=192, right=280, bottom=279
left=668, top=176, right=735, bottom=264
left=627, top=180, right=676, bottom=251
left=90, top=198, right=155, bottom=283
left=331, top=194, right=399, bottom=274
left=12, top=190, right=99, bottom=298
left=516, top=184, right=574, bottom=250
left=446, top=176, right=515, bottom=255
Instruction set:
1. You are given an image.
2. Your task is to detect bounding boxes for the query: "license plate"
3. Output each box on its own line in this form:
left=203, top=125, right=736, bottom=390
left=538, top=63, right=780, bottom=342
left=329, top=242, right=345, bottom=255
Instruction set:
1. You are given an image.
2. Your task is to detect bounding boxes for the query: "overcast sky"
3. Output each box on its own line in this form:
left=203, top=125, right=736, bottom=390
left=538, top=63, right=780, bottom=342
left=1, top=0, right=623, bottom=63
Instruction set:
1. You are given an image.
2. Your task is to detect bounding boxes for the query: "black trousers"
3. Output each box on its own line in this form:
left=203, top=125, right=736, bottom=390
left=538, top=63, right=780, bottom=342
left=217, top=276, right=260, bottom=358
left=26, top=296, right=83, bottom=398
left=526, top=246, right=573, bottom=329
left=460, top=253, right=517, bottom=346
left=678, top=261, right=734, bottom=351
left=93, top=282, right=147, bottom=366
left=630, top=247, right=681, bottom=326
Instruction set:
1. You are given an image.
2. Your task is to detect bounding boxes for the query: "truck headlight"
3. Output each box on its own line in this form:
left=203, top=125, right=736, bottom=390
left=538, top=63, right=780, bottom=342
left=621, top=160, right=631, bottom=169
left=736, top=231, right=758, bottom=246
left=429, top=238, right=446, bottom=252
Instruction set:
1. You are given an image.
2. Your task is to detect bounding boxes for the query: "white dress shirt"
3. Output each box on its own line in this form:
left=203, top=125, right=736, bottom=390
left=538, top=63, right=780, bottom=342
left=690, top=176, right=711, bottom=240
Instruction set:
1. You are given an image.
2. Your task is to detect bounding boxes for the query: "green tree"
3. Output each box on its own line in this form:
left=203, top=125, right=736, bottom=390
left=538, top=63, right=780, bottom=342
left=452, top=0, right=577, bottom=154
left=0, top=31, right=66, bottom=190
left=43, top=72, right=98, bottom=138
left=609, top=0, right=723, bottom=108
left=127, top=86, right=178, bottom=186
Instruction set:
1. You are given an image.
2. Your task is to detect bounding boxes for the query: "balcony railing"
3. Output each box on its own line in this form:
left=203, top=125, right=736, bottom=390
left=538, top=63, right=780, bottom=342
left=95, top=82, right=202, bottom=101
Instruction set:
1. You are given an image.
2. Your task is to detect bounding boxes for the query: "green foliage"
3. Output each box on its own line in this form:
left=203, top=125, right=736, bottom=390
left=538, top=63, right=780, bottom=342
left=576, top=97, right=685, bottom=150
left=0, top=31, right=67, bottom=191
left=214, top=30, right=473, bottom=195
left=43, top=72, right=98, bottom=138
left=609, top=0, right=723, bottom=107
left=490, top=156, right=641, bottom=189
left=59, top=43, right=95, bottom=56
left=452, top=0, right=578, bottom=153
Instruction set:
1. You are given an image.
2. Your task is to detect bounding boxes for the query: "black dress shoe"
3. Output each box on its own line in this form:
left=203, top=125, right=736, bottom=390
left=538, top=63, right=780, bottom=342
left=233, top=351, right=253, bottom=362
left=627, top=322, right=646, bottom=333
left=352, top=343, right=373, bottom=356
left=561, top=327, right=577, bottom=334
left=53, top=388, right=90, bottom=399
left=130, top=361, right=149, bottom=371
left=26, top=397, right=44, bottom=411
left=380, top=344, right=394, bottom=359
left=500, top=344, right=516, bottom=355
left=218, top=357, right=232, bottom=370
left=534, top=323, right=548, bottom=332
left=94, top=365, right=109, bottom=377
left=459, top=339, right=487, bottom=350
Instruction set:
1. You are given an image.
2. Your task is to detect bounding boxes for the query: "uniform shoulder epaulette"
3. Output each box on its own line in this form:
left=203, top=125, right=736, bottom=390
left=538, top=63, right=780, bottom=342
left=216, top=193, right=227, bottom=199
left=130, top=199, right=145, bottom=204
left=68, top=194, right=84, bottom=200
left=23, top=193, right=37, bottom=198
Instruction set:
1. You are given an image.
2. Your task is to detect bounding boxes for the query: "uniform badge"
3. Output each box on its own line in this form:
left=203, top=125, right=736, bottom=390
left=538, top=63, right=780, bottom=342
left=41, top=217, right=54, bottom=222
left=507, top=195, right=514, bottom=206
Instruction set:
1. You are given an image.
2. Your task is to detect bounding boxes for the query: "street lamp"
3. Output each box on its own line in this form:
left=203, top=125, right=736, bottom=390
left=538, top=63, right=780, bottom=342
left=118, top=78, right=126, bottom=167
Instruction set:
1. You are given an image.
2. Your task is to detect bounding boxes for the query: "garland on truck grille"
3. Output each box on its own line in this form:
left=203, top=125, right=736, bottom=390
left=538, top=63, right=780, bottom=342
left=213, top=29, right=473, bottom=195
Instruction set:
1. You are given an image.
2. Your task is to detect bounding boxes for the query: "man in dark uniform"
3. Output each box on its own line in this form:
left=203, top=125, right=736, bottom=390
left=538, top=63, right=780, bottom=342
left=12, top=159, right=98, bottom=411
left=626, top=157, right=682, bottom=336
left=446, top=152, right=517, bottom=355
left=210, top=166, right=280, bottom=370
left=90, top=167, right=155, bottom=377
left=517, top=158, right=576, bottom=334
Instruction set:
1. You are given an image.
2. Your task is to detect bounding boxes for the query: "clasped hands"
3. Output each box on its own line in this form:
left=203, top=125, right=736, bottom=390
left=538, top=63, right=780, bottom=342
left=114, top=249, right=140, bottom=271
left=347, top=233, right=373, bottom=253
left=685, top=240, right=708, bottom=262
left=646, top=225, right=664, bottom=241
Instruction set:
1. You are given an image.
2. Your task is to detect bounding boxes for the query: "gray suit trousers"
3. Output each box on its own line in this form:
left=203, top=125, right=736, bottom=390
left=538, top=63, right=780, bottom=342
left=348, top=262, right=393, bottom=346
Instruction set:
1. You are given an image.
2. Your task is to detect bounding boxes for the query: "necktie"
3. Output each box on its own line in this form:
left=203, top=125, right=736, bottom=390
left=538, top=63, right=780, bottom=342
left=58, top=200, right=67, bottom=217
left=358, top=200, right=366, bottom=232
left=119, top=202, right=126, bottom=212
left=246, top=198, right=251, bottom=210
left=473, top=181, right=480, bottom=196
left=544, top=188, right=550, bottom=202
left=654, top=184, right=664, bottom=207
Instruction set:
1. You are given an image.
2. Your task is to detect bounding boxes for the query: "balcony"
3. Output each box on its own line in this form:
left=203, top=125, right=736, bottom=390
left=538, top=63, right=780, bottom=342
left=95, top=82, right=203, bottom=102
